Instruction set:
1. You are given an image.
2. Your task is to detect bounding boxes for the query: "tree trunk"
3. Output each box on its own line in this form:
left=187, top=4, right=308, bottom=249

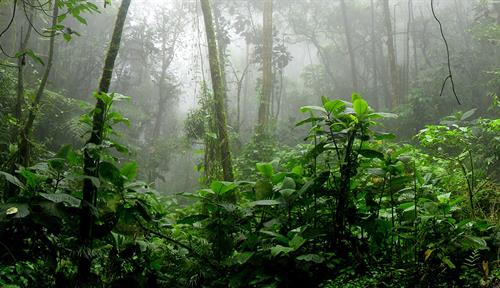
left=18, top=0, right=58, bottom=168
left=410, top=0, right=418, bottom=84
left=382, top=0, right=399, bottom=109
left=14, top=12, right=33, bottom=124
left=200, top=0, right=234, bottom=182
left=370, top=0, right=382, bottom=109
left=77, top=0, right=131, bottom=284
left=257, top=0, right=272, bottom=129
left=340, top=0, right=359, bottom=92
left=403, top=0, right=412, bottom=101
left=213, top=1, right=229, bottom=114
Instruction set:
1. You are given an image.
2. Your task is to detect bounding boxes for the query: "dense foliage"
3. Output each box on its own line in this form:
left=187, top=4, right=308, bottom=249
left=0, top=92, right=498, bottom=287
left=0, top=0, right=499, bottom=287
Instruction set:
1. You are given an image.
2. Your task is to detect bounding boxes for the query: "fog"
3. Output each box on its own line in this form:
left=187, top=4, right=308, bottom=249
left=1, top=0, right=498, bottom=193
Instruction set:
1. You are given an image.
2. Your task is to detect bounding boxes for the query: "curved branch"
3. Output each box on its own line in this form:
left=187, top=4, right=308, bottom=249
left=431, top=0, right=461, bottom=105
left=0, top=0, right=17, bottom=39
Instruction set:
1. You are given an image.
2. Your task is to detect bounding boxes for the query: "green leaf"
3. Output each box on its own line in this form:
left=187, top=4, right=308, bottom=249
left=55, top=144, right=73, bottom=159
left=271, top=245, right=294, bottom=256
left=359, top=149, right=384, bottom=159
left=280, top=177, right=296, bottom=190
left=324, top=99, right=346, bottom=115
left=0, top=171, right=25, bottom=190
left=368, top=112, right=398, bottom=119
left=460, top=235, right=488, bottom=250
left=210, top=181, right=237, bottom=195
left=367, top=168, right=385, bottom=176
left=249, top=199, right=281, bottom=207
left=441, top=255, right=456, bottom=269
left=256, top=162, right=274, bottom=178
left=110, top=92, right=131, bottom=102
left=206, top=132, right=218, bottom=139
left=98, top=161, right=124, bottom=186
left=295, top=116, right=324, bottom=127
left=300, top=105, right=326, bottom=114
left=289, top=235, right=306, bottom=250
left=351, top=92, right=362, bottom=102
left=296, top=253, right=325, bottom=263
left=48, top=158, right=66, bottom=171
left=460, top=108, right=476, bottom=121
left=0, top=203, right=29, bottom=220
left=437, top=192, right=451, bottom=203
left=15, top=49, right=44, bottom=65
left=120, top=162, right=137, bottom=181
left=224, top=251, right=255, bottom=266
left=255, top=179, right=273, bottom=199
left=63, top=33, right=72, bottom=41
left=353, top=98, right=368, bottom=115
left=39, top=193, right=81, bottom=207
left=19, top=169, right=44, bottom=189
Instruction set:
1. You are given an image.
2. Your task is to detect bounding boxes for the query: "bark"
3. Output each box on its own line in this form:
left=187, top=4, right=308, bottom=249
left=14, top=12, right=33, bottom=123
left=382, top=0, right=399, bottom=109
left=370, top=0, right=381, bottom=109
left=410, top=0, right=418, bottom=83
left=200, top=0, right=234, bottom=181
left=77, top=0, right=131, bottom=284
left=18, top=0, right=58, bottom=168
left=257, top=0, right=273, bottom=128
left=213, top=1, right=229, bottom=113
left=403, top=0, right=412, bottom=101
left=340, top=0, right=359, bottom=92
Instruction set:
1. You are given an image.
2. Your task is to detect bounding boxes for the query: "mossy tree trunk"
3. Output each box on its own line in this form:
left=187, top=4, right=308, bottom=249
left=18, top=0, right=58, bottom=168
left=382, top=0, right=399, bottom=109
left=77, top=0, right=131, bottom=284
left=200, top=0, right=234, bottom=182
left=257, top=0, right=273, bottom=130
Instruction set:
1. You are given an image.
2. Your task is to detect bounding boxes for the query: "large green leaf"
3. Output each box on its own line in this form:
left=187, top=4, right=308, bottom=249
left=353, top=98, right=369, bottom=115
left=249, top=199, right=281, bottom=207
left=0, top=171, right=25, bottom=190
left=271, top=245, right=294, bottom=256
left=460, top=235, right=488, bottom=250
left=359, top=149, right=384, bottom=159
left=210, top=181, right=237, bottom=195
left=324, top=99, right=346, bottom=115
left=256, top=162, right=274, bottom=178
left=120, top=162, right=138, bottom=181
left=0, top=203, right=30, bottom=220
left=99, top=161, right=124, bottom=186
left=39, top=193, right=81, bottom=207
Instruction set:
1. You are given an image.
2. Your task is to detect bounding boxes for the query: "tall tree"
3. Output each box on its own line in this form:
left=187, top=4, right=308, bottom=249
left=257, top=0, right=273, bottom=129
left=340, top=0, right=359, bottom=92
left=213, top=0, right=229, bottom=112
left=382, top=0, right=399, bottom=109
left=14, top=9, right=33, bottom=124
left=77, top=0, right=131, bottom=283
left=370, top=0, right=382, bottom=109
left=18, top=0, right=58, bottom=167
left=200, top=0, right=234, bottom=181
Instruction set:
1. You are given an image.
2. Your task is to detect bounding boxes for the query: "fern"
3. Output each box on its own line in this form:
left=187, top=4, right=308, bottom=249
left=464, top=249, right=481, bottom=269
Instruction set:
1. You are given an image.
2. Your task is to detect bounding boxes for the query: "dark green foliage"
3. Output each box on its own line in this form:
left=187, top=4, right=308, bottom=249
left=0, top=93, right=498, bottom=287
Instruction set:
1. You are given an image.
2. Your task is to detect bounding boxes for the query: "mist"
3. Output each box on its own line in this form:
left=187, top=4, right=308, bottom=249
left=0, top=0, right=498, bottom=286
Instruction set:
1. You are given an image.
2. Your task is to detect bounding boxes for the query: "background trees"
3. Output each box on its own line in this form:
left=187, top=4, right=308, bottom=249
left=0, top=0, right=498, bottom=286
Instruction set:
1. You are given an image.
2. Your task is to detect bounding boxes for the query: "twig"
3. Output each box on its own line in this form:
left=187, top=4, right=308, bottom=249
left=431, top=0, right=461, bottom=105
left=0, top=0, right=17, bottom=39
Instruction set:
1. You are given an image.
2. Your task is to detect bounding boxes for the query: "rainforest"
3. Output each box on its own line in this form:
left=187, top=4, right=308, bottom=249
left=0, top=0, right=499, bottom=287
